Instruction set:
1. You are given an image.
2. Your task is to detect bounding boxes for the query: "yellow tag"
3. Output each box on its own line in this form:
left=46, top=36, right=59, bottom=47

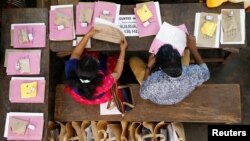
left=201, top=21, right=217, bottom=37
left=20, top=81, right=37, bottom=98
left=136, top=4, right=153, bottom=22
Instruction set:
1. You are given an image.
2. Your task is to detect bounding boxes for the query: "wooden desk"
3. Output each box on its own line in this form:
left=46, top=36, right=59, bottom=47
left=50, top=3, right=246, bottom=63
left=0, top=8, right=50, bottom=141
left=55, top=84, right=241, bottom=124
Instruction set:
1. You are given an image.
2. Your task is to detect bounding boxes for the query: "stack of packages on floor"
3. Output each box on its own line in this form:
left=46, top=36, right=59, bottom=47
left=194, top=9, right=245, bottom=48
left=3, top=22, right=46, bottom=140
left=48, top=120, right=186, bottom=141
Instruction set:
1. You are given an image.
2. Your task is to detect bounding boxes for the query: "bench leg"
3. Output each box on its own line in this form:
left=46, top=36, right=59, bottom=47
left=222, top=48, right=239, bottom=64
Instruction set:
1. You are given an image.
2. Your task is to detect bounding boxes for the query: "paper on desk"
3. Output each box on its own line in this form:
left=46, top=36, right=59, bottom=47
left=93, top=18, right=124, bottom=44
left=134, top=1, right=162, bottom=37
left=76, top=2, right=95, bottom=35
left=92, top=1, right=120, bottom=25
left=49, top=5, right=75, bottom=41
left=149, top=22, right=187, bottom=56
left=4, top=112, right=44, bottom=140
left=76, top=36, right=91, bottom=48
left=118, top=15, right=139, bottom=37
left=11, top=23, right=46, bottom=47
left=9, top=77, right=45, bottom=103
left=194, top=12, right=221, bottom=48
left=220, top=9, right=245, bottom=44
left=100, top=101, right=121, bottom=115
left=12, top=23, right=46, bottom=48
left=6, top=49, right=41, bottom=75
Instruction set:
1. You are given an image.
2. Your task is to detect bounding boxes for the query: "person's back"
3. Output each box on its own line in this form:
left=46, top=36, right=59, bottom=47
left=64, top=28, right=127, bottom=105
left=130, top=35, right=210, bottom=105
left=140, top=63, right=209, bottom=105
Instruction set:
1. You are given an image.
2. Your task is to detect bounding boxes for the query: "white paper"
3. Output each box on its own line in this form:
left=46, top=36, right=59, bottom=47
left=76, top=36, right=91, bottom=48
left=50, top=4, right=73, bottom=10
left=95, top=17, right=125, bottom=35
left=220, top=9, right=245, bottom=44
left=100, top=101, right=121, bottom=115
left=154, top=1, right=162, bottom=27
left=156, top=22, right=186, bottom=53
left=114, top=4, right=121, bottom=25
left=11, top=23, right=45, bottom=30
left=11, top=77, right=45, bottom=80
left=118, top=15, right=138, bottom=37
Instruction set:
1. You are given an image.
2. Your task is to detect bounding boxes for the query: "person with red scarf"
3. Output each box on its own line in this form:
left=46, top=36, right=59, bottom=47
left=64, top=28, right=127, bottom=105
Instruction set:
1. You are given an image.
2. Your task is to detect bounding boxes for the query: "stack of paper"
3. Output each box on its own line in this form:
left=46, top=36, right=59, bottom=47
left=93, top=18, right=124, bottom=44
left=76, top=2, right=95, bottom=35
left=149, top=22, right=187, bottom=56
left=5, top=49, right=41, bottom=75
left=92, top=1, right=121, bottom=25
left=9, top=77, right=46, bottom=103
left=4, top=112, right=44, bottom=140
left=11, top=23, right=46, bottom=48
left=220, top=9, right=245, bottom=44
left=49, top=5, right=75, bottom=41
left=100, top=101, right=122, bottom=115
left=134, top=2, right=162, bottom=37
left=194, top=12, right=221, bottom=48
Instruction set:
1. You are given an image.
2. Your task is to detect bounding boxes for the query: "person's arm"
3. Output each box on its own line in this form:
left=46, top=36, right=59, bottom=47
left=70, top=28, right=98, bottom=59
left=111, top=37, right=128, bottom=81
left=187, top=35, right=204, bottom=65
left=143, top=54, right=155, bottom=80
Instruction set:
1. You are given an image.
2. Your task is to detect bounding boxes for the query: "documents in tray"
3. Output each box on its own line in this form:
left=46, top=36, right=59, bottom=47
left=134, top=1, right=162, bottom=37
left=194, top=12, right=221, bottom=48
left=49, top=5, right=75, bottom=41
left=93, top=18, right=124, bottom=44
left=220, top=9, right=245, bottom=44
left=9, top=77, right=45, bottom=103
left=5, top=49, right=41, bottom=75
left=11, top=23, right=46, bottom=48
left=149, top=22, right=187, bottom=56
left=4, top=112, right=44, bottom=140
left=76, top=2, right=95, bottom=35
left=92, top=1, right=120, bottom=25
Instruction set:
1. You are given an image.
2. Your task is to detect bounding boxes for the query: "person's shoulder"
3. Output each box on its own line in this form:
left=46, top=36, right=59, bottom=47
left=185, top=63, right=208, bottom=69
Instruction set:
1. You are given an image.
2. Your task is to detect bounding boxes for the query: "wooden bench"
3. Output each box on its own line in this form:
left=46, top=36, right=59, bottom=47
left=55, top=84, right=241, bottom=124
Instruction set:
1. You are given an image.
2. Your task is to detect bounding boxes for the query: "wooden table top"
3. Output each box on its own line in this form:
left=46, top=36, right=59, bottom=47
left=50, top=2, right=246, bottom=52
left=55, top=84, right=241, bottom=123
left=0, top=8, right=50, bottom=141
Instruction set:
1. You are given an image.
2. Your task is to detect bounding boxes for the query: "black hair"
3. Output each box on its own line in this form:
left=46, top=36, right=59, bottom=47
left=65, top=55, right=103, bottom=99
left=156, top=44, right=182, bottom=77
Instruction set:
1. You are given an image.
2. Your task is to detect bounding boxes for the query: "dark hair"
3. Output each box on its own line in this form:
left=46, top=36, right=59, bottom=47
left=156, top=44, right=182, bottom=77
left=65, top=55, right=102, bottom=99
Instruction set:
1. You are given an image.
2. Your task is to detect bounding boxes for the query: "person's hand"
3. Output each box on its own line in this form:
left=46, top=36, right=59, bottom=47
left=86, top=27, right=99, bottom=38
left=120, top=37, right=128, bottom=51
left=186, top=34, right=196, bottom=50
left=147, top=54, right=156, bottom=68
